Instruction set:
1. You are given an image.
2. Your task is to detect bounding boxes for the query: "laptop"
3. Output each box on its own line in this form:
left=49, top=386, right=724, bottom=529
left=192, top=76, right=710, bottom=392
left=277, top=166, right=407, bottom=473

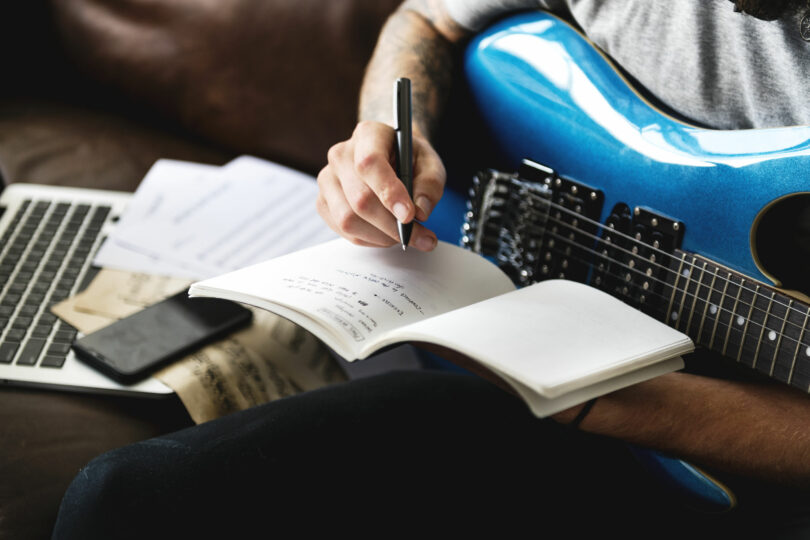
left=0, top=183, right=172, bottom=397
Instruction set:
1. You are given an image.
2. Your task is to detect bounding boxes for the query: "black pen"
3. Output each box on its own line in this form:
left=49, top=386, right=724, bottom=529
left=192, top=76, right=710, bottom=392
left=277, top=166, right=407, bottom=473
left=393, top=77, right=413, bottom=251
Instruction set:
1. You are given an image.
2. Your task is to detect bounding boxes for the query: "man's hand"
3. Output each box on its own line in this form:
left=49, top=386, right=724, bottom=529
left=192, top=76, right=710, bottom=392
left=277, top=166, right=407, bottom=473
left=315, top=0, right=468, bottom=251
left=317, top=120, right=446, bottom=251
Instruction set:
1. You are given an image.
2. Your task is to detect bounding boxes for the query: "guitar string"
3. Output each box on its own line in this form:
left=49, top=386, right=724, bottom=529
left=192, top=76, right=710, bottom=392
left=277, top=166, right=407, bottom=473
left=481, top=192, right=810, bottom=342
left=538, top=225, right=804, bottom=338
left=525, top=228, right=810, bottom=362
left=513, top=186, right=779, bottom=300
left=495, top=186, right=810, bottom=326
left=537, top=209, right=810, bottom=335
left=532, top=215, right=810, bottom=339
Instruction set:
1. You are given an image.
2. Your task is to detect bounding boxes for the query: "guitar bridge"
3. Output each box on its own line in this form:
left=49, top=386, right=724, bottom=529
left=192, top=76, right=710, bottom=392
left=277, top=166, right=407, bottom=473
left=462, top=159, right=604, bottom=286
left=463, top=158, right=686, bottom=321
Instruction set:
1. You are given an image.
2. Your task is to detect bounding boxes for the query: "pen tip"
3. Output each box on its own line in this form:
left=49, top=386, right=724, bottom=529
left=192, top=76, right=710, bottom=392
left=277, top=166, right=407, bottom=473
left=401, top=244, right=407, bottom=252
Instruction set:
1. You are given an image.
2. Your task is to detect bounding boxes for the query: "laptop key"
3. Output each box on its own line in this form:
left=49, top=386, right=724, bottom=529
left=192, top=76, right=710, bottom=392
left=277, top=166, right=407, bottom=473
left=40, top=355, right=67, bottom=369
left=16, top=338, right=45, bottom=365
left=12, top=316, right=33, bottom=329
left=24, top=292, right=45, bottom=304
left=47, top=342, right=71, bottom=356
left=1, top=294, right=21, bottom=306
left=5, top=328, right=26, bottom=342
left=37, top=313, right=57, bottom=325
left=19, top=305, right=39, bottom=317
left=31, top=324, right=51, bottom=338
left=0, top=342, right=18, bottom=363
left=8, top=283, right=27, bottom=294
left=53, top=329, right=77, bottom=343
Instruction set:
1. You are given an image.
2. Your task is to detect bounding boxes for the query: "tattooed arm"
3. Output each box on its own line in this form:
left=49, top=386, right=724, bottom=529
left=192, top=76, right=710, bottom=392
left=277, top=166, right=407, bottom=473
left=316, top=0, right=469, bottom=251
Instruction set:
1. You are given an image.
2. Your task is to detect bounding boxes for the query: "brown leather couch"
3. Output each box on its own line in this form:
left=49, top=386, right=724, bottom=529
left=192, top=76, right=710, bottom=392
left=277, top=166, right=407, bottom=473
left=0, top=2, right=404, bottom=537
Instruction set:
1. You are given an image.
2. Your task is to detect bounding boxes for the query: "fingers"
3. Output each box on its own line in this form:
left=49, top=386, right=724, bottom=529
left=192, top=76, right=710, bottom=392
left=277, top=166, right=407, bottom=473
left=351, top=121, right=415, bottom=224
left=318, top=120, right=444, bottom=252
left=317, top=165, right=396, bottom=248
left=317, top=166, right=437, bottom=251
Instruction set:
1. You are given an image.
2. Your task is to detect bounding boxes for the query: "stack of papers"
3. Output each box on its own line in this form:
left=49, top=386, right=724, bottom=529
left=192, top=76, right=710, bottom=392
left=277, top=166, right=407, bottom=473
left=94, top=155, right=337, bottom=279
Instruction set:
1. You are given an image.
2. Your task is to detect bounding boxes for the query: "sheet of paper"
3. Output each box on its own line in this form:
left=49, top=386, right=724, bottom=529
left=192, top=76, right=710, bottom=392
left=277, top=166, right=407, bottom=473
left=73, top=269, right=190, bottom=319
left=52, top=269, right=345, bottom=423
left=51, top=294, right=115, bottom=334
left=95, top=155, right=337, bottom=279
left=143, top=156, right=337, bottom=272
left=93, top=159, right=222, bottom=277
left=94, top=240, right=201, bottom=278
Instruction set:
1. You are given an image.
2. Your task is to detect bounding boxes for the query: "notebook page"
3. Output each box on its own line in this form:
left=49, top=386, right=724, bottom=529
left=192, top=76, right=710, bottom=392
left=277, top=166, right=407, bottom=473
left=395, top=279, right=693, bottom=398
left=190, top=240, right=515, bottom=359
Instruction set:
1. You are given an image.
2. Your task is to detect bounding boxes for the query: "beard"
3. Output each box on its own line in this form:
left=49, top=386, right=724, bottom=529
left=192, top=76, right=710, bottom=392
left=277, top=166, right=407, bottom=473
left=729, top=0, right=801, bottom=20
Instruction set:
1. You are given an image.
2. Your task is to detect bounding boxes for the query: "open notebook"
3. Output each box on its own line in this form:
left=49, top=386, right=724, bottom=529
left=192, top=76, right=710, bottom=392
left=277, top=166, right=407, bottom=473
left=190, top=239, right=693, bottom=416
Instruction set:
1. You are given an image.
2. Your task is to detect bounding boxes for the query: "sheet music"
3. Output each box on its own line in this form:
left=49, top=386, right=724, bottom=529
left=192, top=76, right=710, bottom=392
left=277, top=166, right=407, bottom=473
left=53, top=269, right=344, bottom=423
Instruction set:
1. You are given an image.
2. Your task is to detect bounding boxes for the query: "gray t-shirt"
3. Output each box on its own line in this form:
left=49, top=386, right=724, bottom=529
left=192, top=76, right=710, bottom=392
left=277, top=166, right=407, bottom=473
left=444, top=0, right=810, bottom=129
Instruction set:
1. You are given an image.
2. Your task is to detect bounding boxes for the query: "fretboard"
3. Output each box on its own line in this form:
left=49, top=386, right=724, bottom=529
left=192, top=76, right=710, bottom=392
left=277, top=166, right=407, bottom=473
left=655, top=251, right=810, bottom=391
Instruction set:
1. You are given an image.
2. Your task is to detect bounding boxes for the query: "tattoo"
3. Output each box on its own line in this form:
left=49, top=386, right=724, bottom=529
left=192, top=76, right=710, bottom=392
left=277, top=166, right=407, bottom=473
left=358, top=0, right=469, bottom=141
left=408, top=29, right=455, bottom=138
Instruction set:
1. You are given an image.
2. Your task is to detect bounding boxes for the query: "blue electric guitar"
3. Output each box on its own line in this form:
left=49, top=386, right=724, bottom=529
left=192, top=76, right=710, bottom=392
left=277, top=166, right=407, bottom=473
left=435, top=10, right=810, bottom=512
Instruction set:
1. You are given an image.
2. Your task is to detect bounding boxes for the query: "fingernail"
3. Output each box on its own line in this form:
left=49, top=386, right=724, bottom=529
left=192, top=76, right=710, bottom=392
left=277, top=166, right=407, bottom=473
left=393, top=202, right=410, bottom=222
left=415, top=235, right=436, bottom=251
left=416, top=196, right=433, bottom=219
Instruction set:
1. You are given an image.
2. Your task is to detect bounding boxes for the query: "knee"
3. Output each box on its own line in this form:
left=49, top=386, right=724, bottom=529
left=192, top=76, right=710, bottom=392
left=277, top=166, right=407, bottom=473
left=52, top=447, right=141, bottom=540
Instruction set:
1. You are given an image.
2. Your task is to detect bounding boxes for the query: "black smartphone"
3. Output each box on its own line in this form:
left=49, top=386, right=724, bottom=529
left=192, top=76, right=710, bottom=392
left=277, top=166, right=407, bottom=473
left=72, top=291, right=253, bottom=385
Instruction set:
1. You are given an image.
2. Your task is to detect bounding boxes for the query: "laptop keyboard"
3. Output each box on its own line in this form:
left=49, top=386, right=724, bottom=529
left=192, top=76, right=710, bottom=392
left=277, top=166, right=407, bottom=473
left=0, top=199, right=110, bottom=369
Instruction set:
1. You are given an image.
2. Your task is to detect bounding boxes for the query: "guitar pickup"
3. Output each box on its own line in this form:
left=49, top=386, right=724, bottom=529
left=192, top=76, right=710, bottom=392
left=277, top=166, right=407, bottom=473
left=519, top=159, right=604, bottom=221
left=518, top=159, right=604, bottom=283
left=631, top=206, right=685, bottom=252
left=594, top=203, right=685, bottom=309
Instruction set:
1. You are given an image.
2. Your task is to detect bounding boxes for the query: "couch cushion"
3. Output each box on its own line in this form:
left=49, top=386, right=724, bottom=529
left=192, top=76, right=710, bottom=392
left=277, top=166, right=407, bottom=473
left=0, top=98, right=232, bottom=190
left=0, top=387, right=192, bottom=540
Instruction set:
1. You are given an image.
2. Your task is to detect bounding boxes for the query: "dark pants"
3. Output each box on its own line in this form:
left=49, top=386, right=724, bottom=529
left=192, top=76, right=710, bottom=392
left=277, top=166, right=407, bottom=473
left=52, top=370, right=810, bottom=538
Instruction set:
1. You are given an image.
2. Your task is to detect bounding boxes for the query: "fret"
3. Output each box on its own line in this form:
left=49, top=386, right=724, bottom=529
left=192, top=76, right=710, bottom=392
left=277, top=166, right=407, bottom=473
left=769, top=299, right=792, bottom=378
left=673, top=256, right=696, bottom=332
left=696, top=266, right=720, bottom=347
left=773, top=300, right=804, bottom=384
left=707, top=271, right=730, bottom=350
left=739, top=285, right=768, bottom=366
left=788, top=307, right=810, bottom=387
left=665, top=253, right=687, bottom=327
left=720, top=275, right=743, bottom=357
left=752, top=292, right=787, bottom=376
left=684, top=261, right=707, bottom=339
left=790, top=307, right=810, bottom=392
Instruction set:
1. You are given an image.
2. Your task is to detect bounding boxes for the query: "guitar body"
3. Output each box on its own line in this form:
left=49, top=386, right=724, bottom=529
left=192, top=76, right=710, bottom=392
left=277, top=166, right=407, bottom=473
left=463, top=11, right=810, bottom=291
left=457, top=11, right=810, bottom=512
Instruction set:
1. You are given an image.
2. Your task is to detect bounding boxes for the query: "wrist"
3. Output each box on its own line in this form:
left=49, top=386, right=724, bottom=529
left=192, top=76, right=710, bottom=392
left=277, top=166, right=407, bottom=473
left=552, top=398, right=597, bottom=428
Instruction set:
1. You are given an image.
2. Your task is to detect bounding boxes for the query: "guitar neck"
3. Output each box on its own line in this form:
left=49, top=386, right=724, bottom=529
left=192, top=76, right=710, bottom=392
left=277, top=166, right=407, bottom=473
left=653, top=250, right=810, bottom=391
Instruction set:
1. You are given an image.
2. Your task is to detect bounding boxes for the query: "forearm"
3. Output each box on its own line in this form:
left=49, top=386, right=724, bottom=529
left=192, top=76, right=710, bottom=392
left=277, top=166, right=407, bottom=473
left=564, top=372, right=810, bottom=487
left=359, top=0, right=468, bottom=141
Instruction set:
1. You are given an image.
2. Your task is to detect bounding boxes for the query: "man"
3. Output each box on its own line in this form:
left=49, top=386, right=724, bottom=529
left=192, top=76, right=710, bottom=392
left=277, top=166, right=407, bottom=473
left=315, top=0, right=810, bottom=531
left=54, top=1, right=810, bottom=537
